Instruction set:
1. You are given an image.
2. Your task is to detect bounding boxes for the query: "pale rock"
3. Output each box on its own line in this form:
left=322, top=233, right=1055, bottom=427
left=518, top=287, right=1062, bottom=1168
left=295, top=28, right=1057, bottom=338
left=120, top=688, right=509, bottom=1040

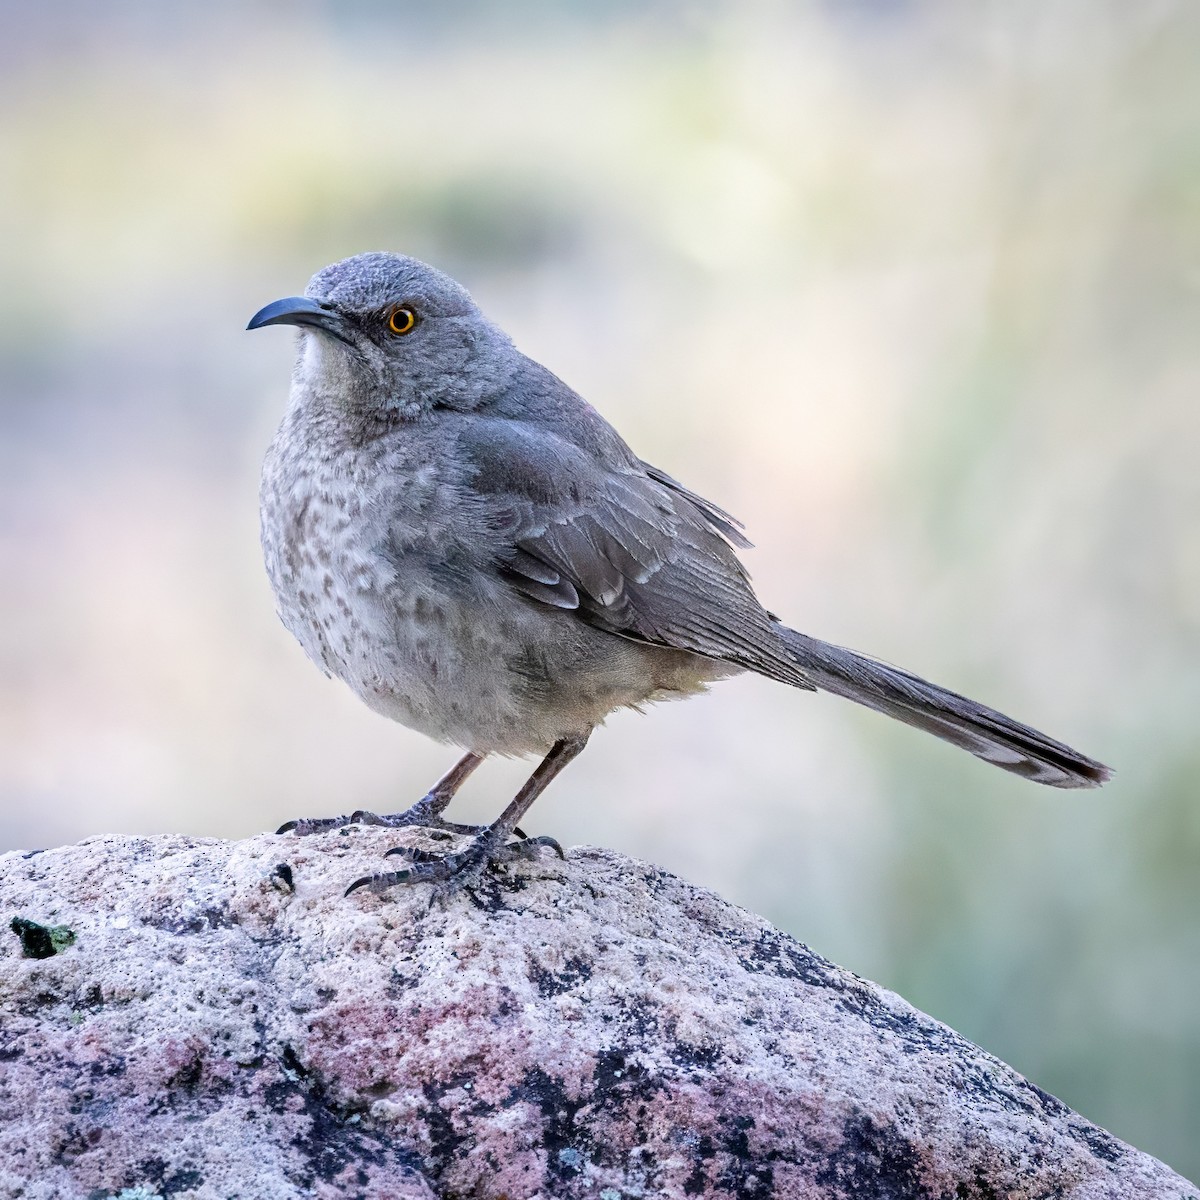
left=0, top=830, right=1194, bottom=1200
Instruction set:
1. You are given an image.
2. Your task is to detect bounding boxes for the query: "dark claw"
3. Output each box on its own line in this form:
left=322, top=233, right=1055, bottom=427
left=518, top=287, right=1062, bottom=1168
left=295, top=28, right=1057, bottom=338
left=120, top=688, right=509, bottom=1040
left=276, top=815, right=352, bottom=837
left=345, top=873, right=388, bottom=897
left=511, top=834, right=566, bottom=861
left=345, top=854, right=463, bottom=896
left=345, top=872, right=392, bottom=897
left=349, top=809, right=384, bottom=826
left=382, top=845, right=443, bottom=864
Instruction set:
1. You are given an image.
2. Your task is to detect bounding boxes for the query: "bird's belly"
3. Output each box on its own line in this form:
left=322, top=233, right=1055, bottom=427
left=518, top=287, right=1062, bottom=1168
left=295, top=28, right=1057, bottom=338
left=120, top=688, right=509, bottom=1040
left=342, top=584, right=661, bottom=756
left=276, top=553, right=723, bottom=756
left=343, top=588, right=543, bottom=752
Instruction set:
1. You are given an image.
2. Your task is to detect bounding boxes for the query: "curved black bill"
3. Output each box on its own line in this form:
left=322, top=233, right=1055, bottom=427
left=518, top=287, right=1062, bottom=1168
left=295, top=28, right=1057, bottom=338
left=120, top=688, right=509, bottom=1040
left=246, top=296, right=351, bottom=343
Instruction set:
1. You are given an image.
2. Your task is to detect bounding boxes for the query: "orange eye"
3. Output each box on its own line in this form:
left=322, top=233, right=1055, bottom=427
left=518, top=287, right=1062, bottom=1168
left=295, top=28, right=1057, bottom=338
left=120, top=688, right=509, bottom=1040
left=387, top=306, right=416, bottom=335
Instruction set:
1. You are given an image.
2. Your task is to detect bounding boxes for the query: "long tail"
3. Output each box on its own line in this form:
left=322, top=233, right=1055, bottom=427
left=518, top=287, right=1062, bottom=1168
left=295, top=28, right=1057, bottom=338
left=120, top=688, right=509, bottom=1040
left=778, top=628, right=1111, bottom=789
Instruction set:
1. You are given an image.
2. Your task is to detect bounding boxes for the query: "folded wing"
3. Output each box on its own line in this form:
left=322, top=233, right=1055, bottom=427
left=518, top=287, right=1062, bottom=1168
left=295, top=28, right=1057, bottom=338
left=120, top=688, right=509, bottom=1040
left=458, top=416, right=812, bottom=688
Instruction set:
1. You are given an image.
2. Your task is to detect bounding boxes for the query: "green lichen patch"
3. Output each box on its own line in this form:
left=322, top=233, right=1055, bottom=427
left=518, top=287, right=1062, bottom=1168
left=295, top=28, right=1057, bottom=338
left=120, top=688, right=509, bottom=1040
left=10, top=916, right=76, bottom=959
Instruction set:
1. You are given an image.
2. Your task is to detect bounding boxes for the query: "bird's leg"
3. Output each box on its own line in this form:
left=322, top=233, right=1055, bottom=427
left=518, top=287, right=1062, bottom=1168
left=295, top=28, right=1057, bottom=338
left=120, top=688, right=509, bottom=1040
left=352, top=752, right=487, bottom=832
left=277, top=751, right=486, bottom=837
left=345, top=732, right=590, bottom=895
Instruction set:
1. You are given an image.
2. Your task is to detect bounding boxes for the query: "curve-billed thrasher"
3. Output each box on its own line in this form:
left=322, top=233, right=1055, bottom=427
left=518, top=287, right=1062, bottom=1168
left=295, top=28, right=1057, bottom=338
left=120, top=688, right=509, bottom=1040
left=248, top=252, right=1110, bottom=895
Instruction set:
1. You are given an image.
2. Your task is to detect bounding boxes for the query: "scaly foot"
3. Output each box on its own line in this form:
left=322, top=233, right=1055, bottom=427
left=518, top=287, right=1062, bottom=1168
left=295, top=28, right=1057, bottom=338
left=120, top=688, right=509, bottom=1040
left=277, top=751, right=489, bottom=838
left=276, top=794, right=488, bottom=838
left=343, top=833, right=565, bottom=897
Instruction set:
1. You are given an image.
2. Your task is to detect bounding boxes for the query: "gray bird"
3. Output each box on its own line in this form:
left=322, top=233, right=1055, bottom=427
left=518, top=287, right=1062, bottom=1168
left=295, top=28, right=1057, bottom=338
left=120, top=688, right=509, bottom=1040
left=248, top=252, right=1111, bottom=895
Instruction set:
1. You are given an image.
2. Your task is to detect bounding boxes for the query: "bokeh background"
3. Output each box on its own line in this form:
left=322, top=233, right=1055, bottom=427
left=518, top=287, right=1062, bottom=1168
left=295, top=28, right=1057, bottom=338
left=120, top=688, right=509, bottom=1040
left=3, top=0, right=1198, bottom=1178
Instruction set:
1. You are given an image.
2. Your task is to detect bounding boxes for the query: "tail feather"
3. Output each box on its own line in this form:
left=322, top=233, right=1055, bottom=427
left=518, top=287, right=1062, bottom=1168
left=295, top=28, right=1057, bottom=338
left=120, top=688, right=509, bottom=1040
left=779, top=628, right=1112, bottom=789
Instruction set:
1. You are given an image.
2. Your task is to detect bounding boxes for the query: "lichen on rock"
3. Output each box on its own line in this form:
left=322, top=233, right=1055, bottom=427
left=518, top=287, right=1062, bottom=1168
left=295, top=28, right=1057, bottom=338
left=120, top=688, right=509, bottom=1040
left=9, top=915, right=76, bottom=960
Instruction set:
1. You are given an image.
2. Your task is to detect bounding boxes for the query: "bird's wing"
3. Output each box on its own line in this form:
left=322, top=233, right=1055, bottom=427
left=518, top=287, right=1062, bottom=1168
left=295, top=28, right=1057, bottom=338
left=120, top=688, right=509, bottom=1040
left=639, top=461, right=754, bottom=550
left=457, top=416, right=812, bottom=688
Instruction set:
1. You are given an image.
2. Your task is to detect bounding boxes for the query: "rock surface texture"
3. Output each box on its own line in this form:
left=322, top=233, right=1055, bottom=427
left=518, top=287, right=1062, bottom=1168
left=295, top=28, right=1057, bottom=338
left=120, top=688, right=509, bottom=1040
left=0, top=830, right=1194, bottom=1200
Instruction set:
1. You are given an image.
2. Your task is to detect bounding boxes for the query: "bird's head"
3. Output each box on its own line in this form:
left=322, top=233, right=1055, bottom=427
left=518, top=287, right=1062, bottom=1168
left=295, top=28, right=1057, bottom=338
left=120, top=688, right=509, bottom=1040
left=248, top=252, right=517, bottom=418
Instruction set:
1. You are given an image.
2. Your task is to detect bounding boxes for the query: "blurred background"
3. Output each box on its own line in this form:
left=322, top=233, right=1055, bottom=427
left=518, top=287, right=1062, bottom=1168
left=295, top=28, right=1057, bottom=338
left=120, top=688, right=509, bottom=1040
left=2, top=0, right=1198, bottom=1178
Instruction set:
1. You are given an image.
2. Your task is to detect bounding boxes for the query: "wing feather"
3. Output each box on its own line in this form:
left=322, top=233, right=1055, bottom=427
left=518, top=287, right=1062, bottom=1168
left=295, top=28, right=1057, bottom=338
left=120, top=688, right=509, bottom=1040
left=458, top=417, right=811, bottom=688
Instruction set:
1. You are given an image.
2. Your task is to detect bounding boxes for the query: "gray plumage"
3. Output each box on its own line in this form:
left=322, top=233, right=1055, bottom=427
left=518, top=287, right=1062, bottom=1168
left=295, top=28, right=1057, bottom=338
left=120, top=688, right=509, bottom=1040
left=249, top=253, right=1110, bottom=891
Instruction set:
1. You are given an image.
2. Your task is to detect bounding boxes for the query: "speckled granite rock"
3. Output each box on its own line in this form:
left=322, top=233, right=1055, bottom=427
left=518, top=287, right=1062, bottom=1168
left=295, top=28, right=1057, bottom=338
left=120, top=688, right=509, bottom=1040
left=0, top=831, right=1193, bottom=1200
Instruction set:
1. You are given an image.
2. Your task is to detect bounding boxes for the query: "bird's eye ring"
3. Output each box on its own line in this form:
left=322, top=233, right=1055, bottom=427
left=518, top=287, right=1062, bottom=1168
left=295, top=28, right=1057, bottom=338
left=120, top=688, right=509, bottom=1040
left=387, top=306, right=417, bottom=335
